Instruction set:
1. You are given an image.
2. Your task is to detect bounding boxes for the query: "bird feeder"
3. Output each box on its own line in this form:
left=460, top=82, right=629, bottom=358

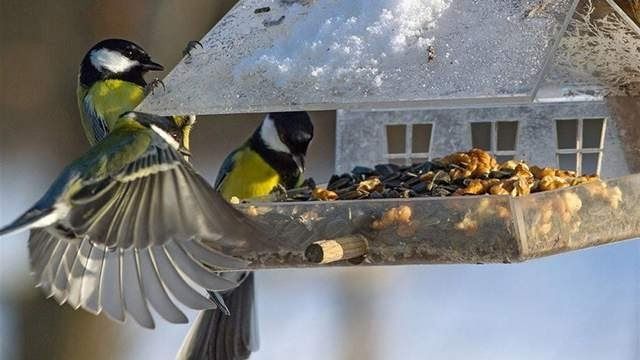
left=138, top=0, right=640, bottom=267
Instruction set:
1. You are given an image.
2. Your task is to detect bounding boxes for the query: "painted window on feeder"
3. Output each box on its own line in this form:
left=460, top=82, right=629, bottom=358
left=555, top=118, right=606, bottom=175
left=470, top=121, right=519, bottom=163
left=385, top=123, right=433, bottom=166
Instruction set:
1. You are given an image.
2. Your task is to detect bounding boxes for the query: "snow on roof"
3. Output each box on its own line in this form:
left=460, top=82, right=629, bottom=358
left=233, top=0, right=451, bottom=93
left=139, top=0, right=574, bottom=115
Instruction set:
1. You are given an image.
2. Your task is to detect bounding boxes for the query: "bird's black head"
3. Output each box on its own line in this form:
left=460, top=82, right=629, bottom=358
left=260, top=112, right=314, bottom=157
left=79, top=38, right=164, bottom=87
left=248, top=112, right=314, bottom=187
left=250, top=111, right=314, bottom=187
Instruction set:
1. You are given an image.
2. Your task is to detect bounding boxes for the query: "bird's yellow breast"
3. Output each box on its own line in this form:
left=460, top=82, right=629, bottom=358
left=219, top=148, right=281, bottom=201
left=87, top=79, right=145, bottom=130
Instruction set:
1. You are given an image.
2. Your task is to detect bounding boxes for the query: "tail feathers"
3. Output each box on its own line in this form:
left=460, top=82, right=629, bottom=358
left=177, top=273, right=257, bottom=360
left=0, top=207, right=55, bottom=237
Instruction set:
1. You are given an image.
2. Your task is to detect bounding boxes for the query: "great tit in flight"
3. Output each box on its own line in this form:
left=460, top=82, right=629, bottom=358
left=77, top=39, right=164, bottom=145
left=179, top=112, right=314, bottom=360
left=0, top=112, right=262, bottom=329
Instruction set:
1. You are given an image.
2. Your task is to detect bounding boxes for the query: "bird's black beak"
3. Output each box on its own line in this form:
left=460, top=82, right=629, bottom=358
left=141, top=60, right=164, bottom=71
left=293, top=154, right=304, bottom=174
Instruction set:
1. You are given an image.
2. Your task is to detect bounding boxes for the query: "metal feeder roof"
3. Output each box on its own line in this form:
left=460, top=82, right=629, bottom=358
left=139, top=0, right=586, bottom=115
left=138, top=0, right=640, bottom=115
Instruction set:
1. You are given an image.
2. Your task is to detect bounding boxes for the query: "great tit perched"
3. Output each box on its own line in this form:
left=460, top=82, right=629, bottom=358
left=216, top=111, right=314, bottom=200
left=179, top=112, right=314, bottom=360
left=0, top=112, right=262, bottom=329
left=78, top=39, right=164, bottom=145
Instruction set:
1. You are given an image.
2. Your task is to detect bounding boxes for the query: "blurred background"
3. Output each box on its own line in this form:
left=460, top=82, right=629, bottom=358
left=0, top=1, right=638, bottom=359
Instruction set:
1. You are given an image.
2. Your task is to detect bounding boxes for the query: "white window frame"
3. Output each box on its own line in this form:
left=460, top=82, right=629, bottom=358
left=469, top=120, right=519, bottom=159
left=384, top=123, right=434, bottom=165
left=554, top=118, right=607, bottom=175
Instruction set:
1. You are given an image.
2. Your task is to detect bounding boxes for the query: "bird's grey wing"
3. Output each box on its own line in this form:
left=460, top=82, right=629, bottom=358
left=214, top=148, right=239, bottom=191
left=28, top=140, right=269, bottom=328
left=71, top=143, right=266, bottom=252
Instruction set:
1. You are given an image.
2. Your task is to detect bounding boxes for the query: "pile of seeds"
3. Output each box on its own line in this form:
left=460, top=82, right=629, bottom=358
left=276, top=149, right=602, bottom=202
left=238, top=149, right=633, bottom=257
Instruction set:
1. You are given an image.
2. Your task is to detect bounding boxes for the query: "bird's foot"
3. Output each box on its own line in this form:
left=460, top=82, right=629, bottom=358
left=178, top=146, right=192, bottom=159
left=270, top=184, right=289, bottom=201
left=54, top=224, right=79, bottom=241
left=182, top=40, right=203, bottom=58
left=144, top=78, right=166, bottom=96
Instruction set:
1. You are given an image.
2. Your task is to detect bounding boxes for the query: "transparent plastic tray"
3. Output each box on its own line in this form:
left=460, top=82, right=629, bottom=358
left=515, top=173, right=640, bottom=259
left=227, top=173, right=640, bottom=268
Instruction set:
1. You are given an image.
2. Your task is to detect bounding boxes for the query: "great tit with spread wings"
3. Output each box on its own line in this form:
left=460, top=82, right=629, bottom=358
left=77, top=39, right=164, bottom=145
left=179, top=112, right=314, bottom=360
left=0, top=112, right=263, bottom=329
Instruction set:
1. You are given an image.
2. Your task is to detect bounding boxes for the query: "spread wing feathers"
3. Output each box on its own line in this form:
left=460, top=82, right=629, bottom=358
left=24, top=135, right=272, bottom=328
left=28, top=229, right=247, bottom=328
left=68, top=145, right=266, bottom=255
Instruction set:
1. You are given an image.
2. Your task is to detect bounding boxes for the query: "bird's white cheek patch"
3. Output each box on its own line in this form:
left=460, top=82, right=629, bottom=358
left=90, top=49, right=138, bottom=73
left=260, top=115, right=290, bottom=153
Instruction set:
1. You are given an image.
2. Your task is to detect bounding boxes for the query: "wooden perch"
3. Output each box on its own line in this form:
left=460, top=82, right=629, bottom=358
left=305, top=235, right=368, bottom=264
